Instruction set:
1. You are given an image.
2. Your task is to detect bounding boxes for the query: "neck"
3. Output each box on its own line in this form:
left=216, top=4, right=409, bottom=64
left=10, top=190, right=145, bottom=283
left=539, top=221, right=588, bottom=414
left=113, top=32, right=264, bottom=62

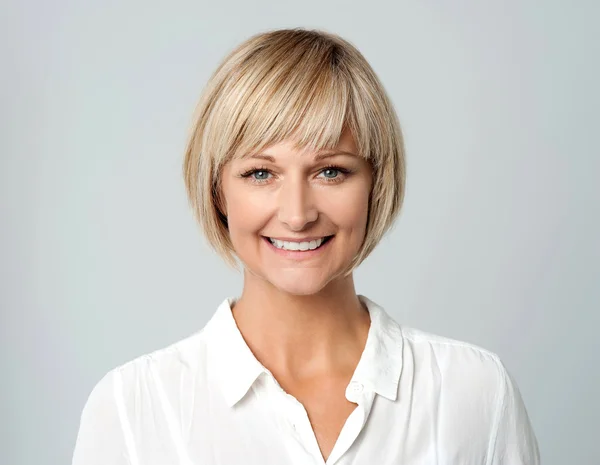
left=231, top=270, right=370, bottom=382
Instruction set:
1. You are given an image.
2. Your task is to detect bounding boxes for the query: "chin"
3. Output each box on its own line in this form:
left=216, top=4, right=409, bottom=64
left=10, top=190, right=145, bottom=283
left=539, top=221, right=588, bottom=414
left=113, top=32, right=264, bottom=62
left=264, top=270, right=333, bottom=296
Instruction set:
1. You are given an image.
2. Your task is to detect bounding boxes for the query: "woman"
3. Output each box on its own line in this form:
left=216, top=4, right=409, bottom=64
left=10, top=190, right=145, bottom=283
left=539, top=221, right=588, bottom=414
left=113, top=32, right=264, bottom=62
left=73, top=28, right=540, bottom=464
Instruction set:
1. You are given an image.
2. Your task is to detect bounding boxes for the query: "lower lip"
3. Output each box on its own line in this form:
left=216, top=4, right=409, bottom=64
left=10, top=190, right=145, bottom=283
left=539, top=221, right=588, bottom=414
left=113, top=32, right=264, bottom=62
left=263, top=236, right=334, bottom=259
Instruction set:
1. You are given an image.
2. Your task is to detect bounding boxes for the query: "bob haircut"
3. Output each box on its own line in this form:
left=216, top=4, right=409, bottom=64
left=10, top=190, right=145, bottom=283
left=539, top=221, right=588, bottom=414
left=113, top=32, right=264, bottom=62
left=183, top=28, right=406, bottom=273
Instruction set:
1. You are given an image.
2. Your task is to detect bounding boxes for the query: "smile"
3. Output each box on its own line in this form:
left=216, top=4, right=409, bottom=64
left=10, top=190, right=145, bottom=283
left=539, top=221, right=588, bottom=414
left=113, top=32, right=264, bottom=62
left=265, top=236, right=334, bottom=252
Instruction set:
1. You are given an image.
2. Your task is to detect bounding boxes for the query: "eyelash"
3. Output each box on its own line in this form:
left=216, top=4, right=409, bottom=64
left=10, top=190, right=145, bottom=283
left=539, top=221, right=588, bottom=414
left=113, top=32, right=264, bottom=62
left=239, top=165, right=351, bottom=185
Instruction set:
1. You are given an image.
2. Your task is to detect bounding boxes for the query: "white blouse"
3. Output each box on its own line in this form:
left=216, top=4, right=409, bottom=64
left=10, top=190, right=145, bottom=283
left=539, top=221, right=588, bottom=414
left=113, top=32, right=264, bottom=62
left=72, top=295, right=540, bottom=465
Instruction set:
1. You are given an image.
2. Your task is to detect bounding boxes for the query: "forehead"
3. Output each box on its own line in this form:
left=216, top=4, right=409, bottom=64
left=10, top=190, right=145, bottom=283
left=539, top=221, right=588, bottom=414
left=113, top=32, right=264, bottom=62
left=239, top=127, right=360, bottom=160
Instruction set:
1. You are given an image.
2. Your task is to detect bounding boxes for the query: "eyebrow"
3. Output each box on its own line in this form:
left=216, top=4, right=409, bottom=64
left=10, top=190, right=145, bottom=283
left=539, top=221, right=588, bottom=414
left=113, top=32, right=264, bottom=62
left=248, top=150, right=358, bottom=162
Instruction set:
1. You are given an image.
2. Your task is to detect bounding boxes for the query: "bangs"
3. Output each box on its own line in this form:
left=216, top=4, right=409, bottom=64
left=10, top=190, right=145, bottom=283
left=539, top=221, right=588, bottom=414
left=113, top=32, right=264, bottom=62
left=212, top=36, right=371, bottom=168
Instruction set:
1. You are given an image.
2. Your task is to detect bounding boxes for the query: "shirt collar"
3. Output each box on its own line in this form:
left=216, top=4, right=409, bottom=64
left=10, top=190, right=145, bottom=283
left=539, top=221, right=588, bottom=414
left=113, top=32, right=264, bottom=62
left=205, top=295, right=404, bottom=408
left=348, top=295, right=404, bottom=401
left=205, top=297, right=267, bottom=408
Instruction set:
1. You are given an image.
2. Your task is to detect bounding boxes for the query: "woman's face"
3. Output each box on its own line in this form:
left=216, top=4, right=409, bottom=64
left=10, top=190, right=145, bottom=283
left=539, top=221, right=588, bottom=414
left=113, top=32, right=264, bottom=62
left=220, top=129, right=372, bottom=296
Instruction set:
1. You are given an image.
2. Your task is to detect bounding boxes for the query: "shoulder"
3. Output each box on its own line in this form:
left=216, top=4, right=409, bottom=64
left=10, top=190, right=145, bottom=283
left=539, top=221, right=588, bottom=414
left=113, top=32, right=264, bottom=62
left=84, top=325, right=212, bottom=414
left=399, top=326, right=540, bottom=463
left=397, top=325, right=541, bottom=462
left=119, top=325, right=210, bottom=391
left=74, top=322, right=217, bottom=463
left=398, top=324, right=513, bottom=410
left=401, top=324, right=506, bottom=376
left=82, top=296, right=235, bottom=413
left=365, top=296, right=509, bottom=399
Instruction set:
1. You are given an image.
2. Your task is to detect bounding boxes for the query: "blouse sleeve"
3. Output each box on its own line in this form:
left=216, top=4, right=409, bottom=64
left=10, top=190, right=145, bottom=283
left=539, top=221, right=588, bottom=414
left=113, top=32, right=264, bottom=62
left=72, top=369, right=135, bottom=465
left=486, top=361, right=541, bottom=465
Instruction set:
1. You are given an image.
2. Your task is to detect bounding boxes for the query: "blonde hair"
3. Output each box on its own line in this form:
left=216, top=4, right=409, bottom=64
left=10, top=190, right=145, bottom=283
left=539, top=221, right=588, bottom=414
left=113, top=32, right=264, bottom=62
left=183, top=28, right=406, bottom=272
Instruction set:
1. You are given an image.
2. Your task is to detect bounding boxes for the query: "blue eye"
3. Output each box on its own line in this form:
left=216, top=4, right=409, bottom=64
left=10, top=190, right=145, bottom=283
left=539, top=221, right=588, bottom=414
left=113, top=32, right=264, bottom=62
left=240, top=168, right=272, bottom=182
left=252, top=170, right=270, bottom=180
left=322, top=168, right=339, bottom=178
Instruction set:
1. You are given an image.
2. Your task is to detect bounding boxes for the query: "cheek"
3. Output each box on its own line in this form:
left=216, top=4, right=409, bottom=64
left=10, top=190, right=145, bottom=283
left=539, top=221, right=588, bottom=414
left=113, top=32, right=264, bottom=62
left=323, top=185, right=370, bottom=232
left=224, top=189, right=271, bottom=241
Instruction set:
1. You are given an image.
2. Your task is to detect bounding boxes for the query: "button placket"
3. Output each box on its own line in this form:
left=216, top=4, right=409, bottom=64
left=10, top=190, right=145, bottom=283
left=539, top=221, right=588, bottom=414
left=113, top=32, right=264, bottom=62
left=287, top=397, right=309, bottom=437
left=263, top=371, right=326, bottom=462
left=327, top=389, right=376, bottom=465
left=261, top=375, right=314, bottom=464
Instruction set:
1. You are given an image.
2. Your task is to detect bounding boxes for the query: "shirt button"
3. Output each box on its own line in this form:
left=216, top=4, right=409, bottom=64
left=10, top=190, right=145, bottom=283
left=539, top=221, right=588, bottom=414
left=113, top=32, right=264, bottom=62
left=349, top=381, right=364, bottom=394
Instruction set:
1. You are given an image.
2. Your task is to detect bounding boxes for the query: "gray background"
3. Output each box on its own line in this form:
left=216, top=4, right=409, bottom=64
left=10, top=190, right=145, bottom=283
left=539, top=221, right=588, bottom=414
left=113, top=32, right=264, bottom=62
left=2, top=1, right=599, bottom=464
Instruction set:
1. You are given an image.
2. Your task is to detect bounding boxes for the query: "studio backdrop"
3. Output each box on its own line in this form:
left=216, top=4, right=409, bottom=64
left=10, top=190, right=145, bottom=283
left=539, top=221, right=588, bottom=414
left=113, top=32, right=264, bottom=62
left=1, top=1, right=598, bottom=465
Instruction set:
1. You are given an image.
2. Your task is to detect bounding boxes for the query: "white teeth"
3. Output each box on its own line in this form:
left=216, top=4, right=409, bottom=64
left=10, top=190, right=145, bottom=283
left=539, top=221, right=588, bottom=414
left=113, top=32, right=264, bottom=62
left=269, top=237, right=326, bottom=251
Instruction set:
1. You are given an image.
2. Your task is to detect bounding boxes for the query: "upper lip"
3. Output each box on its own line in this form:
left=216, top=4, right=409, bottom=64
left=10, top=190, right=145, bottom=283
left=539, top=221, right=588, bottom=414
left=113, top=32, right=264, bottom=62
left=264, top=235, right=333, bottom=242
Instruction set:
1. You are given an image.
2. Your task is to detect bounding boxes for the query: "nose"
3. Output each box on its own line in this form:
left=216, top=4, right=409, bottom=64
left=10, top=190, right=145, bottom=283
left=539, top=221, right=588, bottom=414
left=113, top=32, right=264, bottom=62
left=277, top=176, right=318, bottom=231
